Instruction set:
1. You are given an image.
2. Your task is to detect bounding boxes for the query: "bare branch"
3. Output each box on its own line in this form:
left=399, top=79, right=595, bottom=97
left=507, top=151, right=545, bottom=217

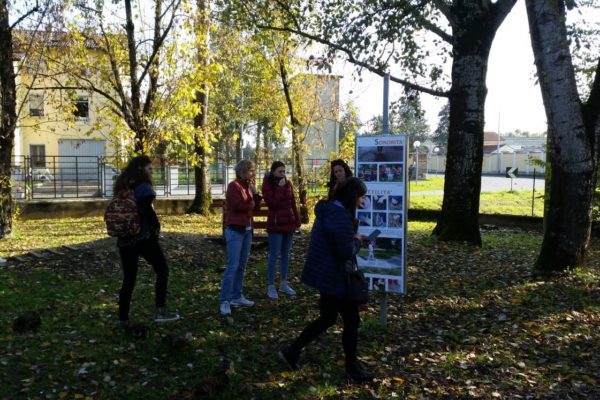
left=490, top=0, right=518, bottom=32
left=430, top=0, right=458, bottom=29
left=420, top=18, right=453, bottom=44
left=137, top=0, right=182, bottom=87
left=256, top=24, right=449, bottom=98
left=10, top=5, right=40, bottom=29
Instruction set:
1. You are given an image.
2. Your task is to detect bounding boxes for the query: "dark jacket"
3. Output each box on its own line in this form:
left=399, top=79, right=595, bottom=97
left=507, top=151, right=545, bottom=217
left=261, top=173, right=300, bottom=233
left=301, top=200, right=361, bottom=298
left=225, top=178, right=262, bottom=228
left=117, top=182, right=159, bottom=248
left=135, top=182, right=160, bottom=235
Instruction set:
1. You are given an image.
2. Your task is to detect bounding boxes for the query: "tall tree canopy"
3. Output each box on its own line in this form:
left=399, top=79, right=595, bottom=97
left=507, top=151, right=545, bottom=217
left=220, top=0, right=518, bottom=245
left=51, top=0, right=185, bottom=154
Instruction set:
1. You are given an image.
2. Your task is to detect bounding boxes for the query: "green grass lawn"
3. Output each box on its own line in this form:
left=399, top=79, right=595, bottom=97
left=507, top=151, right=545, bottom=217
left=409, top=176, right=445, bottom=192
left=409, top=189, right=545, bottom=217
left=1, top=216, right=599, bottom=399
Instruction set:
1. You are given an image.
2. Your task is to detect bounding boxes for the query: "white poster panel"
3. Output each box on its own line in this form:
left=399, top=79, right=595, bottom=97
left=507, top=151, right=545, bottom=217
left=355, top=135, right=408, bottom=294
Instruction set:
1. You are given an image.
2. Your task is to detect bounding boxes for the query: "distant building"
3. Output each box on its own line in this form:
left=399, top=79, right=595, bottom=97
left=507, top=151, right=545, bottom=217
left=12, top=31, right=121, bottom=172
left=483, top=131, right=505, bottom=153
left=297, top=74, right=341, bottom=161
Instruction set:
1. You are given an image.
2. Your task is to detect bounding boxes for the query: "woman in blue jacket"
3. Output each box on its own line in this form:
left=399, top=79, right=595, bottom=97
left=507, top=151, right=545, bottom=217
left=279, top=177, right=374, bottom=383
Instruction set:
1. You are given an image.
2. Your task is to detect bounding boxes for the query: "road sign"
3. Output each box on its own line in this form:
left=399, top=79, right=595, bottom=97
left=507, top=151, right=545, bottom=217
left=505, top=167, right=519, bottom=179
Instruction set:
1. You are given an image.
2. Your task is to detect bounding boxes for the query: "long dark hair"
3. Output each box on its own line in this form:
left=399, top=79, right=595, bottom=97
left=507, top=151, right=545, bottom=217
left=327, top=159, right=352, bottom=189
left=332, top=177, right=367, bottom=217
left=267, top=161, right=286, bottom=187
left=113, top=155, right=153, bottom=193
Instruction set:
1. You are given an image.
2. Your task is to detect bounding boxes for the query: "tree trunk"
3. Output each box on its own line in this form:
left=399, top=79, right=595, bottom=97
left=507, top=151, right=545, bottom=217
left=124, top=0, right=147, bottom=153
left=278, top=58, right=309, bottom=223
left=0, top=0, right=16, bottom=239
left=432, top=1, right=516, bottom=245
left=255, top=120, right=261, bottom=168
left=525, top=0, right=597, bottom=272
left=432, top=37, right=494, bottom=246
left=235, top=123, right=242, bottom=162
left=262, top=121, right=270, bottom=169
left=187, top=0, right=212, bottom=215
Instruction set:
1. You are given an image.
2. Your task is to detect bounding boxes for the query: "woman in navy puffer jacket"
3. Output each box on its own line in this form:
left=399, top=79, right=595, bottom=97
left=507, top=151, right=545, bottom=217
left=279, top=177, right=375, bottom=383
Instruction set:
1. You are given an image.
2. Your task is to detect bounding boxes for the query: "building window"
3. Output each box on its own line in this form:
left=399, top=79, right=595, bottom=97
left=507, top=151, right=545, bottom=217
left=29, top=94, right=44, bottom=117
left=73, top=96, right=89, bottom=120
left=30, top=145, right=46, bottom=168
left=25, top=60, right=46, bottom=75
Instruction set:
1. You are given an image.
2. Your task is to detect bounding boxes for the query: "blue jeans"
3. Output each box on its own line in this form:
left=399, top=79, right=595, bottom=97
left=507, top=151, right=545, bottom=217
left=220, top=227, right=252, bottom=302
left=267, top=232, right=293, bottom=285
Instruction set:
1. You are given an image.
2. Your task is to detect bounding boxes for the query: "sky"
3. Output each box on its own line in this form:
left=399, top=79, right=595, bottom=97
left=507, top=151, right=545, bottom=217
left=336, top=1, right=548, bottom=136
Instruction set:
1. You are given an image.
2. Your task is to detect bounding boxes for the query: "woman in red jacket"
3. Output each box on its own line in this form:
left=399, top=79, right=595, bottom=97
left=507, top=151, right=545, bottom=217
left=262, top=161, right=301, bottom=300
left=219, top=159, right=262, bottom=316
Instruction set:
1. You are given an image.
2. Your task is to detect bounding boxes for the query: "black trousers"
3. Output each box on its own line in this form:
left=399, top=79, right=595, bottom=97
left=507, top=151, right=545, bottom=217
left=289, top=292, right=361, bottom=364
left=118, top=235, right=169, bottom=322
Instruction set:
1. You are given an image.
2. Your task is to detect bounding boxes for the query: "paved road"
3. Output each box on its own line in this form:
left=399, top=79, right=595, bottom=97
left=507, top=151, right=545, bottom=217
left=412, top=174, right=545, bottom=195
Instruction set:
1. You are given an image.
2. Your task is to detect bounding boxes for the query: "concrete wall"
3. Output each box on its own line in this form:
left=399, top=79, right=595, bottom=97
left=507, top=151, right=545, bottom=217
left=17, top=198, right=201, bottom=220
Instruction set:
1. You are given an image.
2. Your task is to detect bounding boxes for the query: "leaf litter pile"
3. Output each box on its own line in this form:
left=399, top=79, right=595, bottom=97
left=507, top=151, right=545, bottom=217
left=1, top=215, right=599, bottom=399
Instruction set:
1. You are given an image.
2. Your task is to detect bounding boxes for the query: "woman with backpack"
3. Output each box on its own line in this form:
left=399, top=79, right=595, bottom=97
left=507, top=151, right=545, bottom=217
left=261, top=161, right=301, bottom=300
left=113, top=155, right=179, bottom=326
left=278, top=177, right=375, bottom=383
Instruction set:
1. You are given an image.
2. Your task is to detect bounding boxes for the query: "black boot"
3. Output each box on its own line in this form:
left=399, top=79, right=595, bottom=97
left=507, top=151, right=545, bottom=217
left=278, top=346, right=299, bottom=371
left=345, top=360, right=375, bottom=383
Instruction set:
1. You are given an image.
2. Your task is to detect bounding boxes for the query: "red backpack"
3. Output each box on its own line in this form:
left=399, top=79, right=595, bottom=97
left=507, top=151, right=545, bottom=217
left=104, top=190, right=141, bottom=237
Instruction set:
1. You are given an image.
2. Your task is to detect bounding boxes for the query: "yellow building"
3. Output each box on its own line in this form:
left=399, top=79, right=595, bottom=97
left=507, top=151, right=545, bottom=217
left=12, top=32, right=121, bottom=178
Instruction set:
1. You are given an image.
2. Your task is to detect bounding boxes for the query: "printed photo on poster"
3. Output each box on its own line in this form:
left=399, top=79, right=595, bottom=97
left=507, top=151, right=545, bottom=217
left=357, top=163, right=378, bottom=182
left=373, top=212, right=387, bottom=228
left=387, top=278, right=403, bottom=293
left=356, top=237, right=403, bottom=275
left=389, top=196, right=403, bottom=210
left=379, top=164, right=403, bottom=182
left=389, top=213, right=403, bottom=228
left=359, top=195, right=372, bottom=210
left=372, top=195, right=387, bottom=210
left=358, top=145, right=405, bottom=162
left=358, top=211, right=372, bottom=226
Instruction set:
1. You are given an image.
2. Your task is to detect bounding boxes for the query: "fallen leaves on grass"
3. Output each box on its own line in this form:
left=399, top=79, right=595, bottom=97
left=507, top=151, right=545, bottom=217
left=0, top=217, right=599, bottom=399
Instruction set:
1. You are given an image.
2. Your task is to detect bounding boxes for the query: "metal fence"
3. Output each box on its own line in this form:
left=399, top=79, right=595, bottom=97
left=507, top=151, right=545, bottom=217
left=10, top=156, right=332, bottom=200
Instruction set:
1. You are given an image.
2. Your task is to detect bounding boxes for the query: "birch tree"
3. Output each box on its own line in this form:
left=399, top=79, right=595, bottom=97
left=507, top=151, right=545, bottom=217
left=525, top=0, right=600, bottom=272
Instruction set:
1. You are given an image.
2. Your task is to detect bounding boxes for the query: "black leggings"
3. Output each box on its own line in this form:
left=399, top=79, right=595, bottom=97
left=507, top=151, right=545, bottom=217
left=118, top=235, right=169, bottom=322
left=289, top=292, right=361, bottom=364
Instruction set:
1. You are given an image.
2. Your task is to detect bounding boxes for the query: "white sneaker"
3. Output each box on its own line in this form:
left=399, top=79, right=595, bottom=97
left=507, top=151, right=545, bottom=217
left=267, top=285, right=279, bottom=300
left=230, top=295, right=255, bottom=307
left=220, top=301, right=231, bottom=315
left=279, top=282, right=296, bottom=296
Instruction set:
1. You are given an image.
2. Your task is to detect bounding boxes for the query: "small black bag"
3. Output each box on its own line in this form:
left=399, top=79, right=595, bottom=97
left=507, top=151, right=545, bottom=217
left=344, top=259, right=369, bottom=304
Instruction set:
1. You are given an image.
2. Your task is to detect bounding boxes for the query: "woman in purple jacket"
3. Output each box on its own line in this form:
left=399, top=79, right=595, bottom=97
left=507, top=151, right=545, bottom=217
left=262, top=161, right=301, bottom=300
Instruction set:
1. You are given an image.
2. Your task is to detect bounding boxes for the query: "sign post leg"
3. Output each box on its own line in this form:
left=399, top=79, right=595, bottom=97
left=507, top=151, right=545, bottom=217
left=379, top=292, right=388, bottom=328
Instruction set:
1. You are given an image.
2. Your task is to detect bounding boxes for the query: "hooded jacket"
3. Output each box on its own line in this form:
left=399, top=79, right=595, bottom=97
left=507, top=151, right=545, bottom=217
left=301, top=200, right=361, bottom=298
